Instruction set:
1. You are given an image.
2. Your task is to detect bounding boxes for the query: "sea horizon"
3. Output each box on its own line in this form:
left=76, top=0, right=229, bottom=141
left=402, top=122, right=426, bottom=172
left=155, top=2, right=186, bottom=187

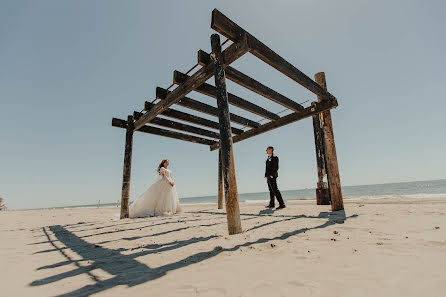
left=9, top=178, right=446, bottom=211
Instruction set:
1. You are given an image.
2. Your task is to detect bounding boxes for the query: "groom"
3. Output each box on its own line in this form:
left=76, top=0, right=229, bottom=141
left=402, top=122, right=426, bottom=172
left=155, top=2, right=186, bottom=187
left=265, top=146, right=286, bottom=209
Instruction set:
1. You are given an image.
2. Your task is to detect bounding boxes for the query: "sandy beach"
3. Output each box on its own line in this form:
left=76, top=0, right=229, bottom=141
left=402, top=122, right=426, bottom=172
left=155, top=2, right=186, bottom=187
left=1, top=198, right=445, bottom=297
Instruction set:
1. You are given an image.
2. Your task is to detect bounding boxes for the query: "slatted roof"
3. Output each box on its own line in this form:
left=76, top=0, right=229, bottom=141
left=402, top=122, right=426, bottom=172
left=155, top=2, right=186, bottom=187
left=112, top=9, right=338, bottom=151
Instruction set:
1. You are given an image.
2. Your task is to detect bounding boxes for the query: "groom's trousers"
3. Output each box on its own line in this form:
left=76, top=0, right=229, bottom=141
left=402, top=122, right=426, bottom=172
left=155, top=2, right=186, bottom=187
left=267, top=177, right=285, bottom=206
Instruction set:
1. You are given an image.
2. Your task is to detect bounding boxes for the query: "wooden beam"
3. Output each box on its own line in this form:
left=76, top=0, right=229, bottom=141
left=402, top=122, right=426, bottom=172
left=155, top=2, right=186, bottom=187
left=144, top=101, right=243, bottom=135
left=312, top=105, right=326, bottom=183
left=211, top=33, right=242, bottom=235
left=312, top=102, right=330, bottom=205
left=197, top=49, right=212, bottom=66
left=198, top=50, right=304, bottom=112
left=174, top=70, right=279, bottom=120
left=120, top=115, right=134, bottom=219
left=210, top=99, right=337, bottom=151
left=112, top=118, right=216, bottom=146
left=315, top=72, right=344, bottom=211
left=134, top=38, right=249, bottom=130
left=156, top=87, right=260, bottom=128
left=133, top=111, right=219, bottom=139
left=211, top=9, right=336, bottom=101
left=218, top=148, right=224, bottom=209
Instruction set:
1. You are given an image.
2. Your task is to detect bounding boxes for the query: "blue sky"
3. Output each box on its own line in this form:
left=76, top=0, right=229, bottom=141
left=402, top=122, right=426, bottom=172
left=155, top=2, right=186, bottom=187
left=1, top=0, right=445, bottom=209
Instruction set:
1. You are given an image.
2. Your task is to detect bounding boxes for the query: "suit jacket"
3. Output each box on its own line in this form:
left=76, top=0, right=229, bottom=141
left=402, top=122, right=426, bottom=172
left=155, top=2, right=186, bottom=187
left=265, top=155, right=279, bottom=178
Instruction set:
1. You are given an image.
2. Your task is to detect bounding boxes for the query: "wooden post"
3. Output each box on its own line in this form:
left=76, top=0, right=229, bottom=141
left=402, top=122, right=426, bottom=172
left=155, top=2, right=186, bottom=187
left=315, top=72, right=344, bottom=211
left=312, top=102, right=330, bottom=205
left=218, top=148, right=224, bottom=209
left=120, top=115, right=134, bottom=219
left=210, top=33, right=242, bottom=234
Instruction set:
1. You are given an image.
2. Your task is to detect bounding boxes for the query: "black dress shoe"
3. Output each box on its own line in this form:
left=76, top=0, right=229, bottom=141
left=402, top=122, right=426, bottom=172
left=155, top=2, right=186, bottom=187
left=265, top=205, right=275, bottom=208
left=276, top=205, right=286, bottom=210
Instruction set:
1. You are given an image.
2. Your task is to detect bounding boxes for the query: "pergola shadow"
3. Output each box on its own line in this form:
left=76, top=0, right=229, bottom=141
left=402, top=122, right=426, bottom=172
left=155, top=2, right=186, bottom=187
left=30, top=210, right=357, bottom=297
left=29, top=213, right=260, bottom=250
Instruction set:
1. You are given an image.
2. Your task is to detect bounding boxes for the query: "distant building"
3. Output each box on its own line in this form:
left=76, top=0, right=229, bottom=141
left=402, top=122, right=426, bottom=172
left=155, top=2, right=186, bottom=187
left=0, top=197, right=6, bottom=211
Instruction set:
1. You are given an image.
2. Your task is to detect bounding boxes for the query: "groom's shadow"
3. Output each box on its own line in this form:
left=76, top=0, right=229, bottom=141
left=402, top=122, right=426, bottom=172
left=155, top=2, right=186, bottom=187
left=258, top=208, right=275, bottom=215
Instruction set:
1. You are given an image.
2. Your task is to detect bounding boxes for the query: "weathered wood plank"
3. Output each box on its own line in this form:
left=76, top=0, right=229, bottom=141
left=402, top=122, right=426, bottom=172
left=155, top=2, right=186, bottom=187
left=133, top=111, right=220, bottom=139
left=210, top=99, right=337, bottom=151
left=218, top=148, right=224, bottom=209
left=156, top=87, right=260, bottom=128
left=112, top=118, right=216, bottom=146
left=112, top=118, right=128, bottom=129
left=316, top=187, right=330, bottom=205
left=174, top=70, right=279, bottom=120
left=211, top=33, right=242, bottom=235
left=144, top=101, right=243, bottom=135
left=315, top=72, right=344, bottom=211
left=211, top=9, right=335, bottom=101
left=134, top=38, right=249, bottom=130
left=198, top=50, right=304, bottom=112
left=311, top=102, right=326, bottom=183
left=120, top=115, right=134, bottom=219
left=311, top=102, right=330, bottom=205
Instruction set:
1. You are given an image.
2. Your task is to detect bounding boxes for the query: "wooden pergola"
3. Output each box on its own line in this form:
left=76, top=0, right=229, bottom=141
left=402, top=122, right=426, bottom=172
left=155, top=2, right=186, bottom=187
left=112, top=9, right=344, bottom=235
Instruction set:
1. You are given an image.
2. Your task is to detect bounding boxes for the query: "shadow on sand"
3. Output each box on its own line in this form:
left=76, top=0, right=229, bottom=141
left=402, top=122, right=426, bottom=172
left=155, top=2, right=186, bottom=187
left=30, top=209, right=356, bottom=297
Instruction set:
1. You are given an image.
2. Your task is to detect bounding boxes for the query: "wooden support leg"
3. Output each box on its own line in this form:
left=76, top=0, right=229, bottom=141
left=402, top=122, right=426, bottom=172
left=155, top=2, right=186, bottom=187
left=315, top=72, right=344, bottom=211
left=120, top=115, right=134, bottom=219
left=312, top=103, right=330, bottom=205
left=218, top=147, right=224, bottom=209
left=211, top=33, right=242, bottom=235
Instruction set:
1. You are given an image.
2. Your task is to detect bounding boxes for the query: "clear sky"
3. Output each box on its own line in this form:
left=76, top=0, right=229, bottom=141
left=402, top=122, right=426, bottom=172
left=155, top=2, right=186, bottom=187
left=1, top=0, right=445, bottom=209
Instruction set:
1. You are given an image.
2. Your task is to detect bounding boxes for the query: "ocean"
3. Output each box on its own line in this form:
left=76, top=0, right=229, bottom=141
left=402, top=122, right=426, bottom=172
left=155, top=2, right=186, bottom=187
left=178, top=179, right=446, bottom=205
left=53, top=179, right=446, bottom=209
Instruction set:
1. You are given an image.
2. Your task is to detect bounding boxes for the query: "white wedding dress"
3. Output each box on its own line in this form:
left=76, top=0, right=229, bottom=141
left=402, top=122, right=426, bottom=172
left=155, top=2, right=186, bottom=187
left=129, top=167, right=181, bottom=218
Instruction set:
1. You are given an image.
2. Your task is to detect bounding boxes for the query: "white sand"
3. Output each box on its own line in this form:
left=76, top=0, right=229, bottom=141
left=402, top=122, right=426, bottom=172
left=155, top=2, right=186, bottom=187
left=1, top=198, right=445, bottom=297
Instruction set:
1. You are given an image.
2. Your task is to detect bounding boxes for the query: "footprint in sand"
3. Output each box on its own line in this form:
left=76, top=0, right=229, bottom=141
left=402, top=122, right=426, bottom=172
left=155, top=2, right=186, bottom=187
left=287, top=280, right=305, bottom=286
left=175, top=284, right=198, bottom=296
left=286, top=280, right=313, bottom=294
left=175, top=285, right=227, bottom=297
left=197, top=287, right=227, bottom=296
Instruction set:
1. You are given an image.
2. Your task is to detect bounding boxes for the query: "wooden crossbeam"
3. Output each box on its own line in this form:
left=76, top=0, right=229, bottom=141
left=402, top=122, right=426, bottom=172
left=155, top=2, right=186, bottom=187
left=173, top=71, right=279, bottom=120
left=210, top=99, right=337, bottom=151
left=134, top=37, right=249, bottom=130
left=144, top=102, right=243, bottom=135
left=133, top=111, right=220, bottom=139
left=198, top=50, right=304, bottom=113
left=211, top=9, right=336, bottom=101
left=156, top=87, right=260, bottom=128
left=112, top=118, right=216, bottom=146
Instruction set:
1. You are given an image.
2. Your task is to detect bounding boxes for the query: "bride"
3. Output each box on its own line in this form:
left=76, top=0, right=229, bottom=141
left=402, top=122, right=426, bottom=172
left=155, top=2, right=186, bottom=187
left=129, top=159, right=181, bottom=218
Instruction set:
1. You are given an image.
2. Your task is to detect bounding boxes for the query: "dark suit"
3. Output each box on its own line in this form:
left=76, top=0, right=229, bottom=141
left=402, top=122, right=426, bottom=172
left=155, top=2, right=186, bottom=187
left=265, top=155, right=285, bottom=207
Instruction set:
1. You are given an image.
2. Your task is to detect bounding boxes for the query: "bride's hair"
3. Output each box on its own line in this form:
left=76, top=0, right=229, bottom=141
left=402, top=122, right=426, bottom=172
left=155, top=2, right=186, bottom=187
left=157, top=159, right=168, bottom=173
